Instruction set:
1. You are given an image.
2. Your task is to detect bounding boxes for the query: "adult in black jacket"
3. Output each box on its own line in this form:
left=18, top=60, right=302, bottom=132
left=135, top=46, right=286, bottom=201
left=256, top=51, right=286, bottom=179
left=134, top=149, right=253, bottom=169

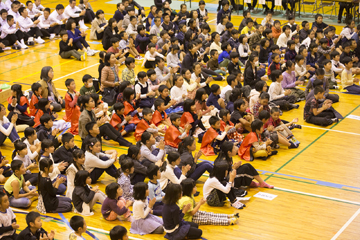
left=102, top=18, right=120, bottom=50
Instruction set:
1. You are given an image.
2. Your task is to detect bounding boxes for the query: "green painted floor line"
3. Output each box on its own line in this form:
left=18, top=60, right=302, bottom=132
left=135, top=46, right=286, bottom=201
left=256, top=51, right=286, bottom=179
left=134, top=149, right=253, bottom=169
left=264, top=104, right=360, bottom=182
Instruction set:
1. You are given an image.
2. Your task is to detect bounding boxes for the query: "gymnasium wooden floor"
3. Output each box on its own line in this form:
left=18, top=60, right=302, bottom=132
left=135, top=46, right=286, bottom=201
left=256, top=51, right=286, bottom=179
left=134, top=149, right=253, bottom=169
left=1, top=0, right=360, bottom=239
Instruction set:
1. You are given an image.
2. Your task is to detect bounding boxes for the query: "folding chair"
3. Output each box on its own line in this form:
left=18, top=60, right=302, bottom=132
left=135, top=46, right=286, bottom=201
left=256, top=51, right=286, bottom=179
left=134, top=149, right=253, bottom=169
left=317, top=0, right=337, bottom=19
left=300, top=0, right=317, bottom=17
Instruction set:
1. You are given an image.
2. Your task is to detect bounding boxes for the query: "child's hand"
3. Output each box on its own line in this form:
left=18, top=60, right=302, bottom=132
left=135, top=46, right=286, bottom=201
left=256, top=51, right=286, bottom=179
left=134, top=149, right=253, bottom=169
left=233, top=161, right=242, bottom=170
left=137, top=108, right=143, bottom=113
left=182, top=94, right=187, bottom=99
left=258, top=105, right=264, bottom=112
left=11, top=97, right=17, bottom=105
left=266, top=139, right=273, bottom=146
left=125, top=115, right=132, bottom=122
left=184, top=123, right=192, bottom=131
left=183, top=203, right=192, bottom=213
left=284, top=89, right=291, bottom=96
left=225, top=126, right=232, bottom=132
left=158, top=139, right=165, bottom=150
left=169, top=99, right=176, bottom=106
left=221, top=67, right=226, bottom=72
left=11, top=113, right=18, bottom=124
left=267, top=125, right=274, bottom=132
left=29, top=162, right=37, bottom=169
left=148, top=198, right=156, bottom=209
left=51, top=128, right=59, bottom=136
left=126, top=200, right=133, bottom=208
left=295, top=81, right=303, bottom=85
left=291, top=118, right=298, bottom=123
left=229, top=169, right=236, bottom=182
left=11, top=222, right=20, bottom=230
left=182, top=164, right=191, bottom=174
left=354, top=78, right=360, bottom=83
left=150, top=124, right=156, bottom=128
left=47, top=230, right=55, bottom=240
left=195, top=150, right=203, bottom=159
left=199, top=198, right=206, bottom=205
left=91, top=186, right=99, bottom=192
left=58, top=161, right=68, bottom=171
left=235, top=123, right=241, bottom=129
left=52, top=112, right=58, bottom=119
left=206, top=77, right=213, bottom=84
left=209, top=105, right=215, bottom=111
left=195, top=77, right=201, bottom=84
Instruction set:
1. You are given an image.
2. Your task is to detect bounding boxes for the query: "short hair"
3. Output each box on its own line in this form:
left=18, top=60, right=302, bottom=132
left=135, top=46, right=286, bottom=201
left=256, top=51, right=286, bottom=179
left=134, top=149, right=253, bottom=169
left=62, top=133, right=74, bottom=144
left=113, top=102, right=125, bottom=112
left=181, top=178, right=195, bottom=197
left=31, top=82, right=42, bottom=93
left=231, top=29, right=239, bottom=35
left=11, top=160, right=23, bottom=172
left=234, top=99, right=245, bottom=110
left=301, top=20, right=308, bottom=27
left=309, top=42, right=318, bottom=52
left=263, top=28, right=272, bottom=37
left=259, top=92, right=270, bottom=100
left=330, top=50, right=340, bottom=59
left=287, top=14, right=295, bottom=20
left=287, top=40, right=295, bottom=47
left=315, top=68, right=325, bottom=76
left=147, top=163, right=159, bottom=179
left=210, top=49, right=218, bottom=57
left=85, top=121, right=97, bottom=134
left=74, top=170, right=90, bottom=187
left=322, top=59, right=331, bottom=66
left=70, top=216, right=85, bottom=232
left=251, top=119, right=263, bottom=132
left=56, top=4, right=64, bottom=10
left=314, top=86, right=325, bottom=94
left=270, top=44, right=280, bottom=52
left=155, top=56, right=164, bottom=65
left=255, top=80, right=266, bottom=92
left=137, top=24, right=145, bottom=33
left=271, top=70, right=282, bottom=82
left=230, top=51, right=239, bottom=59
left=342, top=56, right=353, bottom=65
left=246, top=18, right=253, bottom=25
left=210, top=84, right=220, bottom=93
left=225, top=22, right=233, bottom=29
left=65, top=78, right=74, bottom=87
left=129, top=15, right=136, bottom=22
left=295, top=54, right=305, bottom=63
left=60, top=30, right=68, bottom=37
left=319, top=38, right=328, bottom=45
left=170, top=113, right=181, bottom=123
left=158, top=85, right=168, bottom=93
left=105, top=182, right=120, bottom=199
left=41, top=139, right=54, bottom=151
left=40, top=113, right=52, bottom=126
left=282, top=25, right=291, bottom=32
left=154, top=98, right=165, bottom=111
left=221, top=42, right=230, bottom=51
left=44, top=7, right=50, bottom=13
left=124, top=57, right=135, bottom=67
left=126, top=6, right=135, bottom=12
left=82, top=74, right=92, bottom=83
left=133, top=182, right=148, bottom=200
left=137, top=71, right=147, bottom=80
left=142, top=107, right=153, bottom=117
left=110, top=37, right=119, bottom=45
left=343, top=41, right=351, bottom=49
left=26, top=211, right=41, bottom=227
left=148, top=43, right=156, bottom=49
left=315, top=13, right=323, bottom=20
left=109, top=226, right=127, bottom=240
left=209, top=116, right=220, bottom=126
left=222, top=0, right=229, bottom=6
left=18, top=7, right=26, bottom=15
left=270, top=106, right=280, bottom=114
left=258, top=110, right=270, bottom=121
left=260, top=38, right=268, bottom=47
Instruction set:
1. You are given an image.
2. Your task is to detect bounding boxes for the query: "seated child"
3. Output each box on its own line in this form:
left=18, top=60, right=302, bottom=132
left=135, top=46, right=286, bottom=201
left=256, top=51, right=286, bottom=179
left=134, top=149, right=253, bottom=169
left=65, top=149, right=85, bottom=199
left=135, top=71, right=156, bottom=108
left=138, top=132, right=165, bottom=167
left=130, top=182, right=164, bottom=235
left=119, top=31, right=142, bottom=60
left=304, top=86, right=341, bottom=126
left=271, top=20, right=281, bottom=42
left=284, top=40, right=296, bottom=62
left=252, top=92, right=271, bottom=119
left=219, top=109, right=243, bottom=145
left=38, top=158, right=72, bottom=213
left=84, top=137, right=118, bottom=183
left=294, top=55, right=311, bottom=82
left=323, top=59, right=340, bottom=89
left=34, top=99, right=66, bottom=131
left=110, top=225, right=129, bottom=240
left=134, top=108, right=159, bottom=141
left=0, top=104, right=20, bottom=145
left=122, top=57, right=136, bottom=85
left=59, top=30, right=86, bottom=61
left=206, top=84, right=225, bottom=110
left=102, top=182, right=132, bottom=221
left=69, top=216, right=87, bottom=240
left=64, top=78, right=81, bottom=135
left=238, top=119, right=277, bottom=161
left=29, top=83, right=42, bottom=117
left=207, top=49, right=227, bottom=76
left=152, top=99, right=170, bottom=128
left=13, top=140, right=38, bottom=186
left=4, top=160, right=37, bottom=208
left=269, top=70, right=298, bottom=111
left=341, top=57, right=360, bottom=94
left=170, top=74, right=187, bottom=106
left=73, top=170, right=106, bottom=216
left=0, top=191, right=19, bottom=240
left=230, top=99, right=253, bottom=132
left=179, top=178, right=238, bottom=226
left=306, top=68, right=339, bottom=103
left=18, top=211, right=55, bottom=239
left=282, top=61, right=305, bottom=102
left=147, top=164, right=165, bottom=216
left=117, top=158, right=135, bottom=202
left=181, top=99, right=206, bottom=136
left=7, top=84, right=34, bottom=127
left=110, top=102, right=135, bottom=136
left=259, top=38, right=270, bottom=65
left=164, top=114, right=191, bottom=153
left=318, top=38, right=333, bottom=63
left=218, top=42, right=232, bottom=68
left=135, top=25, right=150, bottom=54
left=67, top=19, right=96, bottom=56
left=331, top=50, right=345, bottom=77
left=107, top=37, right=127, bottom=63
left=123, top=87, right=141, bottom=125
left=142, top=43, right=164, bottom=68
left=36, top=113, right=62, bottom=149
left=227, top=52, right=243, bottom=76
left=200, top=116, right=231, bottom=156
left=264, top=107, right=300, bottom=145
left=80, top=74, right=96, bottom=96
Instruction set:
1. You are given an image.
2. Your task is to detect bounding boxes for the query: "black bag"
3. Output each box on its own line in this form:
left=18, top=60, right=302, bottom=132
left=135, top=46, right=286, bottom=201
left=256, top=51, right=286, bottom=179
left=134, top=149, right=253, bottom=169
left=102, top=87, right=117, bottom=106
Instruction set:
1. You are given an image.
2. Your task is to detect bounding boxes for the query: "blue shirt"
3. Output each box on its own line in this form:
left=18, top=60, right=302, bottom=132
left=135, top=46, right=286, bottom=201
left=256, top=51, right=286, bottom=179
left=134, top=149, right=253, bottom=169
left=206, top=93, right=222, bottom=110
left=218, top=50, right=231, bottom=64
left=216, top=9, right=231, bottom=24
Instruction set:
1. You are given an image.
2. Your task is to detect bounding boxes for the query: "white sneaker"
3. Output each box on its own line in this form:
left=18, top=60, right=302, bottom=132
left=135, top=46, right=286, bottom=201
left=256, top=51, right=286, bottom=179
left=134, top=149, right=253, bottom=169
left=92, top=49, right=100, bottom=53
left=87, top=49, right=95, bottom=56
left=20, top=43, right=29, bottom=49
left=3, top=47, right=11, bottom=50
left=80, top=24, right=89, bottom=30
left=49, top=33, right=56, bottom=40
left=35, top=37, right=45, bottom=44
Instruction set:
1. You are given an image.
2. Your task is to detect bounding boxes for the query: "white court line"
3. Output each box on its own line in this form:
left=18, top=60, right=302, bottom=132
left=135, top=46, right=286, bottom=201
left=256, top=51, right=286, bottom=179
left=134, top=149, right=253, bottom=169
left=331, top=208, right=360, bottom=240
left=275, top=187, right=360, bottom=206
left=207, top=18, right=217, bottom=23
left=301, top=125, right=360, bottom=137
left=52, top=63, right=100, bottom=83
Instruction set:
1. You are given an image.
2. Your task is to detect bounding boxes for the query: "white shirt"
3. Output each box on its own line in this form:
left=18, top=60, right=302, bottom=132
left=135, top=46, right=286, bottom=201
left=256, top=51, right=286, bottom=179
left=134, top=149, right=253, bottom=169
left=4, top=0, right=14, bottom=11
left=0, top=2, right=7, bottom=11
left=331, top=60, right=345, bottom=74
left=27, top=7, right=42, bottom=19
left=261, top=18, right=274, bottom=26
left=38, top=15, right=51, bottom=29
left=295, top=63, right=307, bottom=77
left=301, top=37, right=313, bottom=49
left=142, top=51, right=164, bottom=67
left=0, top=209, right=16, bottom=237
left=132, top=200, right=152, bottom=220
left=0, top=116, right=13, bottom=136
left=277, top=31, right=297, bottom=48
left=166, top=52, right=180, bottom=68
left=216, top=23, right=225, bottom=34
left=126, top=23, right=137, bottom=36
left=65, top=163, right=79, bottom=199
left=34, top=3, right=45, bottom=11
left=170, top=85, right=187, bottom=104
left=23, top=139, right=40, bottom=161
left=8, top=9, right=20, bottom=21
left=39, top=154, right=60, bottom=181
left=238, top=43, right=249, bottom=58
left=220, top=85, right=233, bottom=100
left=249, top=89, right=260, bottom=113
left=0, top=22, right=18, bottom=39
left=149, top=24, right=161, bottom=39
left=0, top=17, right=7, bottom=27
left=340, top=27, right=355, bottom=40
left=64, top=4, right=82, bottom=19
left=159, top=163, right=186, bottom=190
left=210, top=41, right=222, bottom=54
left=17, top=16, right=37, bottom=32
left=203, top=177, right=233, bottom=200
left=84, top=151, right=114, bottom=172
left=139, top=144, right=164, bottom=163
left=49, top=10, right=65, bottom=25
left=268, top=81, right=285, bottom=101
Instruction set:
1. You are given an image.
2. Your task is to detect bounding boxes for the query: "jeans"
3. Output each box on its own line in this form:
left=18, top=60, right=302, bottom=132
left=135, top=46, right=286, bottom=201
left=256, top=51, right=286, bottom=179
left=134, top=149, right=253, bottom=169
left=174, top=161, right=213, bottom=182
left=214, top=69, right=227, bottom=76
left=0, top=122, right=20, bottom=145
left=9, top=185, right=36, bottom=208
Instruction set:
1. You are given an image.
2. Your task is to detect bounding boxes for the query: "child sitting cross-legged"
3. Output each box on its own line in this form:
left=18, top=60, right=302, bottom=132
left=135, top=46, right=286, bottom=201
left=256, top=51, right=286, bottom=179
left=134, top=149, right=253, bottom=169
left=239, top=119, right=278, bottom=161
left=18, top=211, right=55, bottom=240
left=134, top=108, right=159, bottom=142
left=110, top=102, right=135, bottom=137
left=269, top=70, right=298, bottom=111
left=264, top=107, right=301, bottom=145
left=341, top=57, right=360, bottom=94
left=306, top=68, right=339, bottom=103
left=180, top=99, right=206, bottom=136
left=200, top=116, right=232, bottom=156
left=219, top=109, right=244, bottom=145
left=72, top=170, right=106, bottom=216
left=282, top=61, right=306, bottom=102
left=164, top=114, right=191, bottom=153
left=101, top=182, right=133, bottom=221
left=66, top=149, right=85, bottom=199
left=59, top=30, right=86, bottom=61
left=0, top=191, right=19, bottom=240
left=179, top=178, right=239, bottom=226
left=152, top=98, right=170, bottom=130
left=130, top=182, right=164, bottom=235
left=34, top=99, right=66, bottom=131
left=230, top=99, right=253, bottom=133
left=135, top=71, right=156, bottom=108
left=146, top=164, right=165, bottom=216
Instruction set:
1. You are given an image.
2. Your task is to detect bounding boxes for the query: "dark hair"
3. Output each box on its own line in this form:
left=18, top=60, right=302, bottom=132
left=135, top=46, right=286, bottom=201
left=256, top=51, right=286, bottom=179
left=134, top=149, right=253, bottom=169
left=314, top=86, right=325, bottom=94
left=312, top=79, right=323, bottom=87
left=322, top=59, right=331, bottom=66
left=251, top=119, right=263, bottom=132
left=319, top=38, right=328, bottom=45
left=209, top=115, right=220, bottom=126
left=255, top=80, right=266, bottom=92
left=26, top=211, right=41, bottom=227
left=86, top=137, right=100, bottom=152
left=243, top=54, right=257, bottom=80
left=330, top=50, right=340, bottom=59
left=12, top=140, right=27, bottom=160
left=123, top=87, right=135, bottom=102
left=315, top=68, right=325, bottom=76
left=309, top=42, right=318, bottom=52
left=181, top=178, right=195, bottom=197
left=105, top=182, right=120, bottom=199
left=62, top=132, right=74, bottom=144
left=219, top=109, right=230, bottom=119
left=70, top=216, right=85, bottom=232
left=38, top=98, right=50, bottom=113
left=167, top=151, right=180, bottom=165
left=11, top=159, right=23, bottom=172
left=127, top=145, right=140, bottom=160
left=41, top=139, right=54, bottom=152
left=142, top=108, right=153, bottom=117
left=74, top=170, right=90, bottom=186
left=234, top=99, right=245, bottom=110
left=109, top=226, right=128, bottom=240
left=65, top=78, right=74, bottom=87
left=133, top=182, right=148, bottom=200
left=270, top=69, right=282, bottom=82
left=146, top=164, right=159, bottom=180
left=72, top=149, right=85, bottom=169
left=210, top=160, right=229, bottom=181
left=104, top=52, right=114, bottom=66
left=259, top=110, right=270, bottom=121
left=119, top=81, right=131, bottom=93
left=110, top=37, right=119, bottom=45
left=10, top=84, right=24, bottom=104
left=137, top=24, right=145, bottom=34
left=194, top=88, right=207, bottom=103
left=287, top=40, right=295, bottom=47
left=95, top=9, right=104, bottom=19
left=282, top=25, right=291, bottom=32
left=260, top=38, right=269, bottom=47
left=154, top=98, right=165, bottom=111
left=343, top=56, right=353, bottom=65
left=56, top=4, right=64, bottom=10
left=210, top=84, right=220, bottom=94
left=294, top=54, right=304, bottom=63
left=283, top=60, right=294, bottom=71
left=230, top=51, right=239, bottom=60
left=120, top=158, right=134, bottom=173
left=263, top=28, right=272, bottom=38
left=137, top=71, right=147, bottom=80
left=66, top=18, right=76, bottom=30
left=163, top=183, right=182, bottom=204
left=85, top=121, right=97, bottom=134
left=38, top=158, right=53, bottom=189
left=259, top=92, right=270, bottom=100
left=155, top=56, right=164, bottom=65
left=40, top=113, right=52, bottom=126
left=170, top=113, right=181, bottom=123
left=221, top=42, right=230, bottom=51
left=138, top=131, right=152, bottom=146
left=31, top=82, right=42, bottom=93
left=183, top=99, right=195, bottom=113
left=113, top=102, right=125, bottom=113
left=24, top=127, right=36, bottom=139
left=215, top=141, right=234, bottom=165
left=315, top=13, right=323, bottom=20
left=178, top=136, right=195, bottom=154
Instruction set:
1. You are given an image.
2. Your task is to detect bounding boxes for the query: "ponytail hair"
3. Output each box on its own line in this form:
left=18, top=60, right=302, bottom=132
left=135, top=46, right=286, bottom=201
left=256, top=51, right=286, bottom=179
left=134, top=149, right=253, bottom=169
left=243, top=54, right=257, bottom=79
left=282, top=60, right=294, bottom=72
left=178, top=136, right=195, bottom=154
left=86, top=137, right=100, bottom=152
left=160, top=151, right=180, bottom=172
left=38, top=158, right=53, bottom=193
left=12, top=139, right=27, bottom=160
left=77, top=95, right=91, bottom=112
left=214, top=141, right=234, bottom=166
left=136, top=131, right=152, bottom=148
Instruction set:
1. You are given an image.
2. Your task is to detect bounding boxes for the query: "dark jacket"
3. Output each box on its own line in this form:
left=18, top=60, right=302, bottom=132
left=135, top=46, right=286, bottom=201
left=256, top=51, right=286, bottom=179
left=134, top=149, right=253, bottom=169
left=72, top=185, right=95, bottom=213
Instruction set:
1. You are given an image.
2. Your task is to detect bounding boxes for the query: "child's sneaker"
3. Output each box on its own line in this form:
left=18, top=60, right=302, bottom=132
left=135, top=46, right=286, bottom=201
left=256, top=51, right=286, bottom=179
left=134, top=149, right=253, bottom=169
left=135, top=55, right=143, bottom=60
left=231, top=200, right=245, bottom=209
left=288, top=141, right=298, bottom=149
left=270, top=150, right=278, bottom=156
left=331, top=118, right=339, bottom=123
left=230, top=218, right=238, bottom=225
left=50, top=33, right=56, bottom=40
left=259, top=181, right=274, bottom=188
left=233, top=213, right=240, bottom=219
left=249, top=181, right=260, bottom=188
left=333, top=85, right=339, bottom=89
